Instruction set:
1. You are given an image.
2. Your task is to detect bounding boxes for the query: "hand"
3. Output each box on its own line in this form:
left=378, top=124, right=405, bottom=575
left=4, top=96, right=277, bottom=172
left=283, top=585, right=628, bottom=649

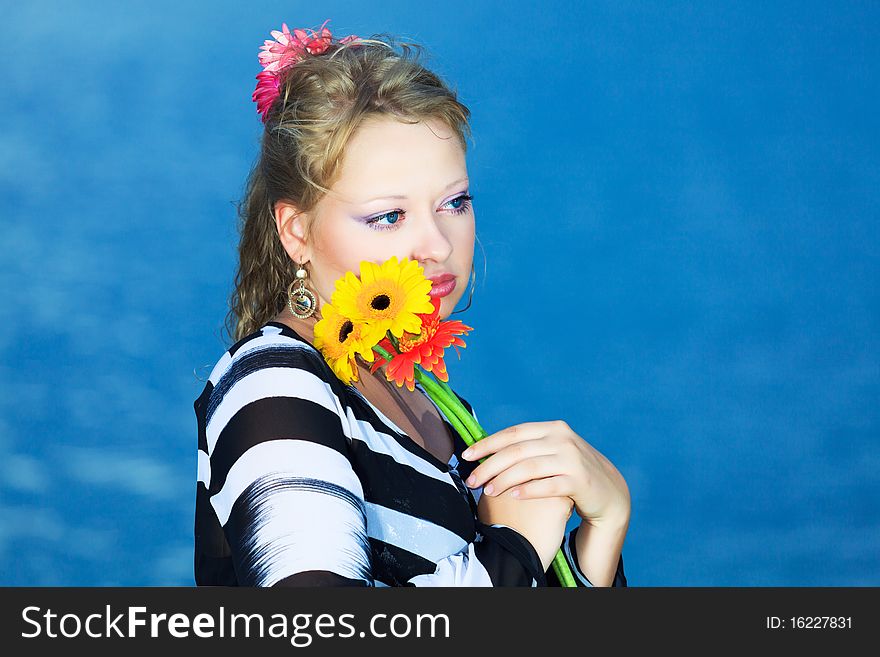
left=462, top=420, right=631, bottom=527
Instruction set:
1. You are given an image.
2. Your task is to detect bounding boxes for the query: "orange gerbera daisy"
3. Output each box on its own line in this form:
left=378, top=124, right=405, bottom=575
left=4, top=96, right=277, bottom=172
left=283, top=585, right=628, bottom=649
left=369, top=297, right=473, bottom=391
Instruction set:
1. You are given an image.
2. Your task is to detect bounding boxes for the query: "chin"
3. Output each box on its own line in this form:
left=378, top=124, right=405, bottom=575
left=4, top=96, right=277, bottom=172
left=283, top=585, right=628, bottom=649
left=438, top=293, right=460, bottom=320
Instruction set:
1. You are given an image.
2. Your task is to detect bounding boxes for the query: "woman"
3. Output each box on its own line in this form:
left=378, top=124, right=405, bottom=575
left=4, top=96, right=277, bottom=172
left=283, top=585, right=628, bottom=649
left=194, top=20, right=630, bottom=587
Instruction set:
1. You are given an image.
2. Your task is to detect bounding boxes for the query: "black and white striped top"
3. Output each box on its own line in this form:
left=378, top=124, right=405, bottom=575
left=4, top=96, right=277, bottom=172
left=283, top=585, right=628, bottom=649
left=194, top=322, right=627, bottom=587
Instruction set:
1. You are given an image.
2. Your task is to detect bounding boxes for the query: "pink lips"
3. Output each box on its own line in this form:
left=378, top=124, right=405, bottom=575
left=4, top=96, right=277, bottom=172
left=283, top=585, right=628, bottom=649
left=427, top=274, right=456, bottom=298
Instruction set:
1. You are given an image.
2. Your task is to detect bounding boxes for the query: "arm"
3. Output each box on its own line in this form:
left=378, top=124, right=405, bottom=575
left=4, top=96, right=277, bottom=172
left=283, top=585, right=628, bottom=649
left=206, top=361, right=373, bottom=586
left=404, top=489, right=572, bottom=587
left=543, top=521, right=627, bottom=587
left=572, top=513, right=629, bottom=587
left=475, top=488, right=574, bottom=573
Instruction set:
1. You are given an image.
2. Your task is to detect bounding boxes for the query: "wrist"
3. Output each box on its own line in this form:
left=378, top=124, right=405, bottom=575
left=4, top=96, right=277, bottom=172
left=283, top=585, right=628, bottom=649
left=578, top=501, right=630, bottom=530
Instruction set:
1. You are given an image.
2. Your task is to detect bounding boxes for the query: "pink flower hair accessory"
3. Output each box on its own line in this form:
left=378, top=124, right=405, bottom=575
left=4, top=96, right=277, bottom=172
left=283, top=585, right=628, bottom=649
left=252, top=19, right=360, bottom=123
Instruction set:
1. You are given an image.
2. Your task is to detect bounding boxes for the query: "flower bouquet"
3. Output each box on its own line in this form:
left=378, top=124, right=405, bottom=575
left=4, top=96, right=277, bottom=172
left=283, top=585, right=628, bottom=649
left=312, top=256, right=577, bottom=587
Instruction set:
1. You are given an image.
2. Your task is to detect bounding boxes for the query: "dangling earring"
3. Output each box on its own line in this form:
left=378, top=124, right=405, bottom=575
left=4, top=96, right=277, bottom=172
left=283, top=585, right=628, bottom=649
left=450, top=262, right=476, bottom=315
left=287, top=262, right=317, bottom=319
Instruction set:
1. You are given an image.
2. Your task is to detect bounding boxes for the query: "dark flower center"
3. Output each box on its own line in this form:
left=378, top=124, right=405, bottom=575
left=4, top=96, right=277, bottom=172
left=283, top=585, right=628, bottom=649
left=371, top=294, right=391, bottom=311
left=339, top=320, right=354, bottom=343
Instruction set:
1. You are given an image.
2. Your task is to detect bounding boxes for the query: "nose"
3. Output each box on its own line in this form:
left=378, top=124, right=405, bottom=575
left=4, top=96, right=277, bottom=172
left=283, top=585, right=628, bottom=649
left=411, top=211, right=453, bottom=265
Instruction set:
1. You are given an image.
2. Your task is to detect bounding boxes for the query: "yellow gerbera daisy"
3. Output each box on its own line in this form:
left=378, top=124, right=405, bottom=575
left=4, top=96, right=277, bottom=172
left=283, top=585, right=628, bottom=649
left=331, top=256, right=434, bottom=339
left=313, top=303, right=385, bottom=385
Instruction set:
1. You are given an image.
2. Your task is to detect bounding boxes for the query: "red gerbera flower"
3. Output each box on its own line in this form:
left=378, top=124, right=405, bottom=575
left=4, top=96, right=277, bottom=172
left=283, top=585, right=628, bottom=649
left=370, top=297, right=473, bottom=391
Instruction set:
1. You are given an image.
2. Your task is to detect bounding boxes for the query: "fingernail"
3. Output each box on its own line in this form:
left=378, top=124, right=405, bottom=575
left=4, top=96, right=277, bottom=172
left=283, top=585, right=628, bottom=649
left=484, top=483, right=495, bottom=496
left=466, top=475, right=476, bottom=487
left=462, top=448, right=473, bottom=460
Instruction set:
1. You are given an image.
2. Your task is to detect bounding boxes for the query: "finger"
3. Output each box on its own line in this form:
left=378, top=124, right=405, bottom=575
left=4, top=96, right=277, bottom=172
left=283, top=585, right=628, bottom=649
left=509, top=475, right=575, bottom=501
left=461, top=421, right=552, bottom=462
left=465, top=439, right=552, bottom=489
left=479, top=454, right=567, bottom=497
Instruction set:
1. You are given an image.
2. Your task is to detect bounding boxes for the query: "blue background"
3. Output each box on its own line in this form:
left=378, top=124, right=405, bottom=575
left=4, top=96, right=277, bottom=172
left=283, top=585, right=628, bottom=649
left=1, top=1, right=876, bottom=586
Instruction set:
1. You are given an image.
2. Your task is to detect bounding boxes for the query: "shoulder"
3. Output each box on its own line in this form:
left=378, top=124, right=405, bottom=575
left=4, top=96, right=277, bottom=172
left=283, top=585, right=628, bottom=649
left=196, top=322, right=349, bottom=435
left=207, top=321, right=328, bottom=387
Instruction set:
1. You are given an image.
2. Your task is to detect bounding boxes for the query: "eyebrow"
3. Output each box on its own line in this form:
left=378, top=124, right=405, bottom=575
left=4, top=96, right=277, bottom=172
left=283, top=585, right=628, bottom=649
left=362, top=176, right=469, bottom=203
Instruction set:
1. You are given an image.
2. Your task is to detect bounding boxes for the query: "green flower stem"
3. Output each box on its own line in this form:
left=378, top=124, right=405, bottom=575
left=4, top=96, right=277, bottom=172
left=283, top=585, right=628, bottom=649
left=432, top=376, right=489, bottom=441
left=370, top=343, right=577, bottom=588
left=369, top=343, right=395, bottom=365
left=413, top=372, right=484, bottom=444
left=552, top=550, right=577, bottom=588
left=413, top=371, right=482, bottom=444
left=419, top=382, right=472, bottom=449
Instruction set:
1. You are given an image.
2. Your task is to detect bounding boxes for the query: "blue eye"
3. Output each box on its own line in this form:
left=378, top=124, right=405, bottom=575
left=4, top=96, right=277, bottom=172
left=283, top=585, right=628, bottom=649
left=446, top=194, right=474, bottom=215
left=366, top=210, right=403, bottom=231
left=365, top=194, right=474, bottom=232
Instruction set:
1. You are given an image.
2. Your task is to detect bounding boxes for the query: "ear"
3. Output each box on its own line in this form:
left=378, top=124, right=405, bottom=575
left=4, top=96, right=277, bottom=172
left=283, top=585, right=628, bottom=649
left=274, top=200, right=313, bottom=264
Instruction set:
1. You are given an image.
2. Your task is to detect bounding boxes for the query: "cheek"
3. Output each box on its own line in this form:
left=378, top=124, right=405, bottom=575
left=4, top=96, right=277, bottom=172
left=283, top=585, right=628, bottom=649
left=309, top=225, right=361, bottom=300
left=447, top=227, right=476, bottom=312
left=313, top=222, right=390, bottom=281
left=452, top=218, right=476, bottom=265
left=315, top=219, right=366, bottom=264
left=456, top=222, right=475, bottom=244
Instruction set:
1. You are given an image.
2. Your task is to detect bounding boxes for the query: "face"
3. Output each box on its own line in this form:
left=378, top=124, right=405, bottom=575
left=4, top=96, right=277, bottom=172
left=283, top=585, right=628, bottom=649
left=277, top=116, right=475, bottom=321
